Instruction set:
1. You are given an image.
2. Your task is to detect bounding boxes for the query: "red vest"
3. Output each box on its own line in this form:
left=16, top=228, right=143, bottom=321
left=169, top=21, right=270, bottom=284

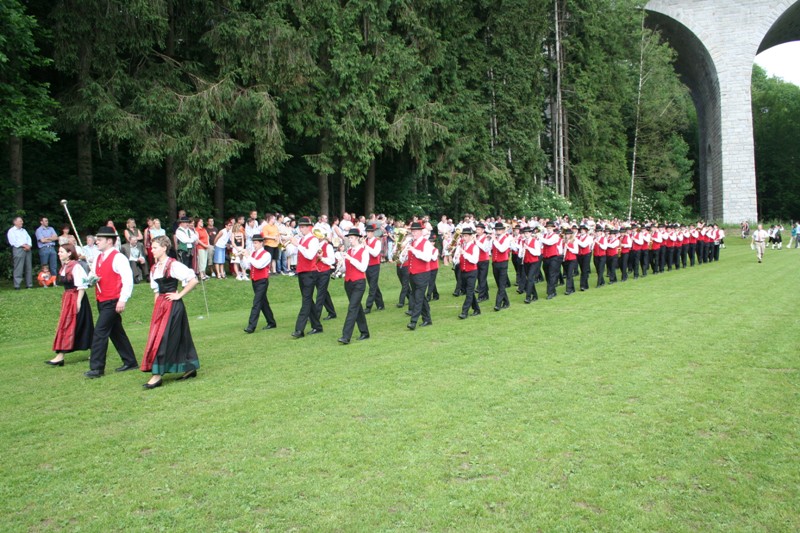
left=620, top=234, right=631, bottom=253
left=491, top=235, right=510, bottom=263
left=250, top=249, right=270, bottom=281
left=565, top=242, right=577, bottom=261
left=315, top=242, right=333, bottom=272
left=296, top=234, right=317, bottom=273
left=476, top=235, right=490, bottom=262
left=542, top=233, right=560, bottom=259
left=523, top=239, right=540, bottom=264
left=651, top=233, right=662, bottom=250
left=96, top=249, right=122, bottom=302
left=366, top=237, right=381, bottom=266
left=408, top=239, right=430, bottom=275
left=460, top=242, right=478, bottom=272
left=593, top=237, right=606, bottom=257
left=429, top=248, right=439, bottom=271
left=345, top=246, right=367, bottom=281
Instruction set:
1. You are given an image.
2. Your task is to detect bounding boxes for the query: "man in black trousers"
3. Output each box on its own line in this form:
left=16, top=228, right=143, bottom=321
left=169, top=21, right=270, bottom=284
left=243, top=235, right=277, bottom=333
left=291, top=217, right=322, bottom=338
left=363, top=223, right=385, bottom=313
left=405, top=222, right=434, bottom=330
left=85, top=226, right=138, bottom=378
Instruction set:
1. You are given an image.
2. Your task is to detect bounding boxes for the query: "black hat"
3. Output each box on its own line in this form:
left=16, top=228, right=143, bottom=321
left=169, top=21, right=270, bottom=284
left=564, top=229, right=573, bottom=235
left=346, top=228, right=361, bottom=238
left=579, top=224, right=588, bottom=231
left=461, top=227, right=475, bottom=235
left=96, top=226, right=118, bottom=238
left=298, top=216, right=313, bottom=226
left=366, top=223, right=378, bottom=232
left=521, top=227, right=532, bottom=233
left=428, top=233, right=436, bottom=242
left=409, top=221, right=424, bottom=231
left=476, top=222, right=486, bottom=229
left=494, top=222, right=505, bottom=230
left=513, top=225, right=521, bottom=230
left=252, top=234, right=265, bottom=242
left=609, top=229, right=618, bottom=234
left=179, top=216, right=191, bottom=223
left=532, top=226, right=542, bottom=233
left=545, top=220, right=555, bottom=228
left=595, top=225, right=605, bottom=232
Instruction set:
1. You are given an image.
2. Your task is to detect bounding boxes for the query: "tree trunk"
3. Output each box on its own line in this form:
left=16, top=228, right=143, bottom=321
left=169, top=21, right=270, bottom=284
left=628, top=11, right=647, bottom=221
left=9, top=137, right=23, bottom=210
left=77, top=122, right=93, bottom=188
left=364, top=159, right=376, bottom=215
left=339, top=173, right=346, bottom=216
left=215, top=171, right=225, bottom=220
left=166, top=156, right=177, bottom=221
left=318, top=171, right=330, bottom=217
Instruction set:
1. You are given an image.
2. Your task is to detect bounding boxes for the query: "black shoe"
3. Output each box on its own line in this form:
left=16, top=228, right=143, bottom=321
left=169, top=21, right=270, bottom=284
left=501, top=302, right=510, bottom=309
left=470, top=311, right=480, bottom=317
left=580, top=288, right=586, bottom=292
left=432, top=295, right=439, bottom=301
left=420, top=320, right=433, bottom=327
left=493, top=306, right=500, bottom=312
left=547, top=294, right=555, bottom=300
left=357, top=333, right=370, bottom=341
left=396, top=303, right=404, bottom=308
left=532, top=297, right=538, bottom=302
left=84, top=369, right=104, bottom=379
left=477, top=296, right=488, bottom=302
left=308, top=328, right=323, bottom=335
left=143, top=379, right=162, bottom=389
left=364, top=307, right=371, bottom=314
left=177, top=369, right=197, bottom=381
left=524, top=298, right=531, bottom=304
left=323, top=314, right=337, bottom=320
left=291, top=331, right=305, bottom=339
left=405, top=310, right=412, bottom=316
left=452, top=291, right=462, bottom=297
left=338, top=337, right=350, bottom=345
left=565, top=290, right=574, bottom=295
left=243, top=328, right=255, bottom=334
left=262, top=324, right=276, bottom=330
left=115, top=363, right=138, bottom=372
left=516, top=289, right=524, bottom=294
left=458, top=313, right=468, bottom=319
left=45, top=359, right=65, bottom=367
left=407, top=322, right=417, bottom=331
left=376, top=306, right=385, bottom=311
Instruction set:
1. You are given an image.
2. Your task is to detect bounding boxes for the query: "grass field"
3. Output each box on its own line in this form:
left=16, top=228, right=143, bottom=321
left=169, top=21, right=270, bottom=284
left=1, top=236, right=798, bottom=531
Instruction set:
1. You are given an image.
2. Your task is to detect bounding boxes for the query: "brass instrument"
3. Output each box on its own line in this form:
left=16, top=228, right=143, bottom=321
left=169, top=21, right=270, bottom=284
left=392, top=228, right=409, bottom=262
left=447, top=228, right=462, bottom=255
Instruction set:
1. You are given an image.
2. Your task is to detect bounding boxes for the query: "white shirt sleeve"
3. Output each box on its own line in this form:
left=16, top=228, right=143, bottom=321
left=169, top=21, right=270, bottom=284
left=112, top=251, right=134, bottom=303
left=248, top=250, right=272, bottom=269
left=367, top=238, right=382, bottom=257
left=493, top=235, right=511, bottom=253
left=298, top=236, right=320, bottom=260
left=319, top=242, right=336, bottom=267
left=461, top=242, right=479, bottom=264
left=410, top=238, right=433, bottom=262
left=347, top=246, right=370, bottom=272
left=71, top=263, right=88, bottom=290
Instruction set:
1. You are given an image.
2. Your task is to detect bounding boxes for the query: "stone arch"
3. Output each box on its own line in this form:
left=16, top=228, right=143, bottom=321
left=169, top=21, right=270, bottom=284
left=644, top=0, right=800, bottom=223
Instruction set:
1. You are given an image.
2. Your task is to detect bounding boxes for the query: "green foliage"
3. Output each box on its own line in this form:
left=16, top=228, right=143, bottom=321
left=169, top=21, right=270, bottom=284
left=752, top=65, right=800, bottom=220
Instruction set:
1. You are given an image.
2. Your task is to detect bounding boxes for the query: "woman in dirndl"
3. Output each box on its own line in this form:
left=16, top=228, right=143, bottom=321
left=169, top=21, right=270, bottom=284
left=141, top=236, right=200, bottom=389
left=46, top=244, right=94, bottom=366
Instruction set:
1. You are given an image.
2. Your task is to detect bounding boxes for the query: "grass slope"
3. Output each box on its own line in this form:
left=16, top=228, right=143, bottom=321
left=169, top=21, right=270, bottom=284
left=0, top=238, right=798, bottom=531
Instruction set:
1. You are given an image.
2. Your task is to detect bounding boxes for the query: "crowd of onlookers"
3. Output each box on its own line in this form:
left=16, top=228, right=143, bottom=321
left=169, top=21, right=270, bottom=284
left=6, top=211, right=800, bottom=291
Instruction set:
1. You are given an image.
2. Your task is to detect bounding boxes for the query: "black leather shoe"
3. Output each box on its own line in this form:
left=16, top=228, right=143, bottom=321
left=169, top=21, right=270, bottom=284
left=262, top=324, right=276, bottom=330
left=547, top=294, right=555, bottom=300
left=337, top=337, right=350, bottom=345
left=452, top=291, right=462, bottom=297
left=324, top=314, right=337, bottom=320
left=84, top=369, right=104, bottom=378
left=143, top=379, right=162, bottom=389
left=524, top=298, right=531, bottom=304
left=501, top=301, right=510, bottom=309
left=493, top=306, right=500, bottom=312
left=115, top=363, right=138, bottom=372
left=45, top=360, right=65, bottom=367
left=420, top=320, right=433, bottom=327
left=407, top=322, right=417, bottom=331
left=376, top=306, right=384, bottom=311
left=470, top=311, right=480, bottom=317
left=405, top=310, right=412, bottom=316
left=565, top=290, right=574, bottom=295
left=458, top=313, right=467, bottom=319
left=533, top=297, right=538, bottom=302
left=308, top=328, right=323, bottom=335
left=364, top=307, right=371, bottom=314
left=357, top=333, right=370, bottom=341
left=431, top=295, right=439, bottom=301
left=396, top=303, right=404, bottom=308
left=477, top=296, right=488, bottom=302
left=291, top=331, right=305, bottom=339
left=177, top=369, right=197, bottom=381
left=243, top=328, right=255, bottom=334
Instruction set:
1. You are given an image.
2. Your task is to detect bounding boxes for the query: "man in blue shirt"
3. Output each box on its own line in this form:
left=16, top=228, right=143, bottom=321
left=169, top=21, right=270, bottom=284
left=35, top=217, right=59, bottom=275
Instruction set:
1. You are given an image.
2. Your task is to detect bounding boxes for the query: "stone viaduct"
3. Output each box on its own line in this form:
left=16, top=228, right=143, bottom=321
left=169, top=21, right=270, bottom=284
left=645, top=0, right=800, bottom=223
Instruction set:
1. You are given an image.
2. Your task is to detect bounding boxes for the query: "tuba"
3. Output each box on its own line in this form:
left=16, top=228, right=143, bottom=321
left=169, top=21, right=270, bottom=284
left=392, top=228, right=410, bottom=262
left=447, top=228, right=462, bottom=255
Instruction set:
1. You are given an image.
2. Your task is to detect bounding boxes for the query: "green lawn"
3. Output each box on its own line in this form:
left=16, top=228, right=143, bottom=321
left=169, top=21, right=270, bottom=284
left=1, top=237, right=798, bottom=531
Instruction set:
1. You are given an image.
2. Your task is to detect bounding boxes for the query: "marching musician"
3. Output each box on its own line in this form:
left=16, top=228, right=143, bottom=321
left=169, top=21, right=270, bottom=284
left=290, top=216, right=323, bottom=338
left=592, top=226, right=607, bottom=288
left=639, top=225, right=651, bottom=276
left=491, top=222, right=511, bottom=311
left=651, top=224, right=664, bottom=274
left=511, top=225, right=526, bottom=294
left=363, top=223, right=385, bottom=313
left=563, top=228, right=579, bottom=295
left=688, top=224, right=699, bottom=267
left=539, top=221, right=562, bottom=300
left=522, top=227, right=542, bottom=303
left=395, top=223, right=411, bottom=308
left=576, top=225, right=593, bottom=291
left=679, top=225, right=690, bottom=268
left=605, top=228, right=620, bottom=284
left=338, top=228, right=370, bottom=344
left=427, top=233, right=440, bottom=302
left=457, top=227, right=481, bottom=319
left=243, top=235, right=277, bottom=334
left=474, top=223, right=491, bottom=302
left=404, top=221, right=434, bottom=330
left=631, top=225, right=643, bottom=279
left=619, top=226, right=633, bottom=281
left=314, top=228, right=337, bottom=322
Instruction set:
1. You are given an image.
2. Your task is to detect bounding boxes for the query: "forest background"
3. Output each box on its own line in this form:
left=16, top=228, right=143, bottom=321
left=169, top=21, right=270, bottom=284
left=2, top=0, right=799, bottom=233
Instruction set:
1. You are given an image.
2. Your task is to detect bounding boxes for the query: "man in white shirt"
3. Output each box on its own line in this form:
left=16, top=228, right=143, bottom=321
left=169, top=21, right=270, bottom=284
left=6, top=216, right=32, bottom=289
left=174, top=216, right=198, bottom=268
left=751, top=224, right=769, bottom=263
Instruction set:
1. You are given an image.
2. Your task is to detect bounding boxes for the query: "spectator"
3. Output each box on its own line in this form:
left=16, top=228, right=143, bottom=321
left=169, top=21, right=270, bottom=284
left=37, top=264, right=57, bottom=287
left=58, top=224, right=72, bottom=246
left=174, top=216, right=198, bottom=268
left=195, top=218, right=210, bottom=280
left=35, top=216, right=59, bottom=275
left=124, top=218, right=143, bottom=243
left=7, top=216, right=33, bottom=289
left=121, top=235, right=148, bottom=283
left=206, top=217, right=218, bottom=275
left=213, top=219, right=232, bottom=279
left=83, top=235, right=99, bottom=269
